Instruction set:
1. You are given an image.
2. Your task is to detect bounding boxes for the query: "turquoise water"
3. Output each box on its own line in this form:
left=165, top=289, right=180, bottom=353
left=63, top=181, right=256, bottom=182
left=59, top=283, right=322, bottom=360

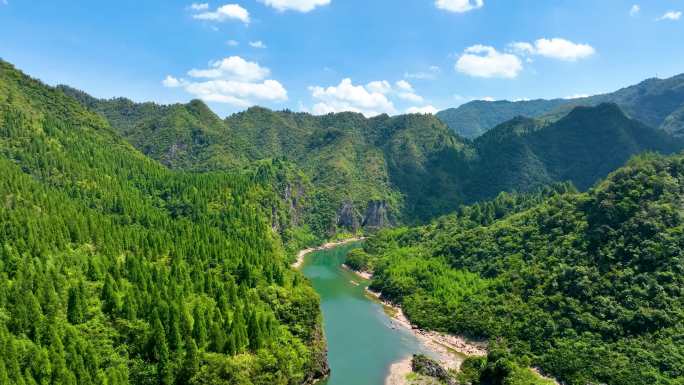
left=301, top=243, right=429, bottom=385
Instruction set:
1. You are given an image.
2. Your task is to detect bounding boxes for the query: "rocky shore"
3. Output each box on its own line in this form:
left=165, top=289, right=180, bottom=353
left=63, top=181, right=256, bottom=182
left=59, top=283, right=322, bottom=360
left=360, top=288, right=487, bottom=384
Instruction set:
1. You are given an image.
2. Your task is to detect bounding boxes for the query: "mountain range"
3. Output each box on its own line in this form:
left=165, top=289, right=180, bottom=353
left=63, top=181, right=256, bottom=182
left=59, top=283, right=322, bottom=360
left=437, top=73, right=684, bottom=139
left=60, top=75, right=684, bottom=233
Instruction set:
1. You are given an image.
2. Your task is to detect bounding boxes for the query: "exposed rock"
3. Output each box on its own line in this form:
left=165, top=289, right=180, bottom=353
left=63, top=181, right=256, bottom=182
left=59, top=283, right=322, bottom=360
left=272, top=180, right=307, bottom=233
left=336, top=202, right=362, bottom=231
left=411, top=354, right=456, bottom=385
left=162, top=142, right=188, bottom=166
left=304, top=325, right=331, bottom=384
left=362, top=200, right=391, bottom=229
left=283, top=182, right=305, bottom=226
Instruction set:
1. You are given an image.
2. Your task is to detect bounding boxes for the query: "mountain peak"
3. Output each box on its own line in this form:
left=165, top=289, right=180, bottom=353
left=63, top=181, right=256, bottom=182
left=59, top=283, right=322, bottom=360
left=564, top=102, right=626, bottom=119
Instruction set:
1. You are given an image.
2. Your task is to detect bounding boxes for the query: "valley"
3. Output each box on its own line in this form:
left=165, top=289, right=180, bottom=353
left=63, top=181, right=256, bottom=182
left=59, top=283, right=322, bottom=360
left=1, top=44, right=684, bottom=384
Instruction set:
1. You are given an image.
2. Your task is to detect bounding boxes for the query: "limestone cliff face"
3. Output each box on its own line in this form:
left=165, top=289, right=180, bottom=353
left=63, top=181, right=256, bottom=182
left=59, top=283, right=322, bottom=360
left=271, top=179, right=307, bottom=233
left=336, top=202, right=362, bottom=231
left=362, top=200, right=391, bottom=229
left=334, top=200, right=392, bottom=232
left=283, top=182, right=305, bottom=226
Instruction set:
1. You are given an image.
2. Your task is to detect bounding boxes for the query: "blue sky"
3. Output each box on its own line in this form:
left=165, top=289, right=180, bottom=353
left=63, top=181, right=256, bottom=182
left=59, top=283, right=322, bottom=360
left=1, top=0, right=682, bottom=117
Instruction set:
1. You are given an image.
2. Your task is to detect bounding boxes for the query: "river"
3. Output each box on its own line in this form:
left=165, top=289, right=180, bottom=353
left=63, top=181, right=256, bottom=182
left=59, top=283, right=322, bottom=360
left=300, top=242, right=432, bottom=385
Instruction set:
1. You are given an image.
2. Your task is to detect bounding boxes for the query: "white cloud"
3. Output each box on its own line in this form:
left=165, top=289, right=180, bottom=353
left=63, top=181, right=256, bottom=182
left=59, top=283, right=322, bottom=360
left=456, top=45, right=522, bottom=79
left=162, top=75, right=182, bottom=88
left=406, top=105, right=438, bottom=114
left=164, top=56, right=287, bottom=107
left=534, top=38, right=595, bottom=61
left=405, top=66, right=441, bottom=80
left=309, top=78, right=397, bottom=117
left=249, top=40, right=267, bottom=48
left=259, top=0, right=330, bottom=12
left=398, top=93, right=424, bottom=103
left=307, top=78, right=433, bottom=116
left=395, top=81, right=424, bottom=103
left=366, top=80, right=392, bottom=94
left=188, top=56, right=270, bottom=81
left=435, top=0, right=483, bottom=13
left=192, top=4, right=250, bottom=24
left=479, top=96, right=495, bottom=101
left=629, top=4, right=640, bottom=16
left=509, top=42, right=535, bottom=55
left=658, top=11, right=681, bottom=21
left=190, top=3, right=209, bottom=11
left=226, top=39, right=240, bottom=46
left=184, top=80, right=287, bottom=106
left=395, top=80, right=415, bottom=92
left=564, top=94, right=590, bottom=99
left=510, top=38, right=595, bottom=61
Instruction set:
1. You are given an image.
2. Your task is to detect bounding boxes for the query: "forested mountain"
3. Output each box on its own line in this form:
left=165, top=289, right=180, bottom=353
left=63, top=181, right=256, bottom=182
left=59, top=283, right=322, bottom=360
left=465, top=103, right=683, bottom=201
left=0, top=60, right=327, bottom=384
left=349, top=153, right=684, bottom=385
left=60, top=82, right=684, bottom=232
left=59, top=86, right=473, bottom=230
left=436, top=99, right=567, bottom=139
left=438, top=72, right=684, bottom=138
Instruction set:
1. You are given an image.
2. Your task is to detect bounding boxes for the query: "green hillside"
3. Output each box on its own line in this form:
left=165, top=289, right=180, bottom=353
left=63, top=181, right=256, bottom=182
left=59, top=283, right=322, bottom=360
left=351, top=153, right=684, bottom=385
left=436, top=99, right=567, bottom=139
left=61, top=81, right=684, bottom=233
left=438, top=73, right=684, bottom=138
left=0, top=60, right=326, bottom=385
left=59, top=87, right=475, bottom=230
left=466, top=103, right=683, bottom=201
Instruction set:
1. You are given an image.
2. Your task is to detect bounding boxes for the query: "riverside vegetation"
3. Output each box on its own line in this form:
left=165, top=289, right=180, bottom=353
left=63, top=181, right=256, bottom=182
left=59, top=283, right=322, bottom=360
left=347, top=154, right=684, bottom=385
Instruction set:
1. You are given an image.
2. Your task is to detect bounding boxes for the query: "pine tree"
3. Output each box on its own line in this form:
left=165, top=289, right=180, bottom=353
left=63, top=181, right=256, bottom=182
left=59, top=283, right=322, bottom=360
left=101, top=275, right=119, bottom=315
left=0, top=360, right=10, bottom=385
left=178, top=337, right=199, bottom=384
left=157, top=339, right=172, bottom=385
left=191, top=306, right=207, bottom=348
left=67, top=282, right=86, bottom=324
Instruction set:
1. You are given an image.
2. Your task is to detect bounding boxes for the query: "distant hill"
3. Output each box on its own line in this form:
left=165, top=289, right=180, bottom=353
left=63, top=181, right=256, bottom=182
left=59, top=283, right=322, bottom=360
left=60, top=85, right=473, bottom=230
left=466, top=103, right=684, bottom=201
left=436, top=99, right=567, bottom=139
left=60, top=79, right=684, bottom=234
left=437, top=73, right=684, bottom=138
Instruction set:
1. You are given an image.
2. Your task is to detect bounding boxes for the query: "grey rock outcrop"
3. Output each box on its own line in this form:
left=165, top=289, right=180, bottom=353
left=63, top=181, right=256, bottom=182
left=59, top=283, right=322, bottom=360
left=336, top=202, right=362, bottom=231
left=411, top=354, right=456, bottom=385
left=362, top=200, right=390, bottom=229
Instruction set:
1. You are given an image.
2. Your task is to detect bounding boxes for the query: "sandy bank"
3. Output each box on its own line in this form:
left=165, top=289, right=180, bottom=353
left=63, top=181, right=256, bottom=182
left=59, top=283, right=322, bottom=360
left=366, top=289, right=487, bottom=367
left=385, top=356, right=413, bottom=385
left=364, top=288, right=487, bottom=384
left=341, top=263, right=373, bottom=280
left=292, top=237, right=365, bottom=269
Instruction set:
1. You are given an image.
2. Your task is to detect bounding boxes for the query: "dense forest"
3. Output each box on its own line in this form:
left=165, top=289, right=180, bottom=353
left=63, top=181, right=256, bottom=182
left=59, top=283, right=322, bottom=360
left=0, top=60, right=327, bottom=384
left=60, top=84, right=684, bottom=232
left=349, top=153, right=684, bottom=385
left=4, top=55, right=684, bottom=385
